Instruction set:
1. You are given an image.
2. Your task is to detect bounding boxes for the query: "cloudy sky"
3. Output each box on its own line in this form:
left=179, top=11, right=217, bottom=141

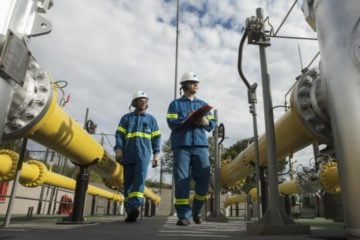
left=28, top=0, right=319, bottom=180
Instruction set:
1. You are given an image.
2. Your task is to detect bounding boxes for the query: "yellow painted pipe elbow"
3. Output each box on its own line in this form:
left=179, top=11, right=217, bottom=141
left=0, top=150, right=124, bottom=202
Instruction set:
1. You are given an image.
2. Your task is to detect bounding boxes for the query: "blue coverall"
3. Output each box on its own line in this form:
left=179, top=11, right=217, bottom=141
left=114, top=112, right=161, bottom=214
left=167, top=95, right=216, bottom=220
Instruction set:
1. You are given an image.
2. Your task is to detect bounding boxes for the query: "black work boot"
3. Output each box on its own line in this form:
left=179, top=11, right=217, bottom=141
left=176, top=219, right=190, bottom=226
left=192, top=214, right=201, bottom=224
left=125, top=208, right=139, bottom=222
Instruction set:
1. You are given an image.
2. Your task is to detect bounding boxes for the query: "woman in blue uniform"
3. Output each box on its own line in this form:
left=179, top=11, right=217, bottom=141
left=114, top=91, right=161, bottom=222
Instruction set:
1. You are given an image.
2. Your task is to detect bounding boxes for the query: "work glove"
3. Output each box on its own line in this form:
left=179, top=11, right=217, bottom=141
left=152, top=154, right=160, bottom=168
left=195, top=116, right=209, bottom=127
left=115, top=149, right=123, bottom=164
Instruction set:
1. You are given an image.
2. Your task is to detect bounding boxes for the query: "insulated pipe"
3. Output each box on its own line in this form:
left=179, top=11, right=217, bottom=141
left=0, top=149, right=123, bottom=202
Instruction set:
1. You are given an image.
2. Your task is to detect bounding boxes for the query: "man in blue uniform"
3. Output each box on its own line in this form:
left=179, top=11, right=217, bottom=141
left=166, top=72, right=216, bottom=226
left=114, top=91, right=161, bottom=222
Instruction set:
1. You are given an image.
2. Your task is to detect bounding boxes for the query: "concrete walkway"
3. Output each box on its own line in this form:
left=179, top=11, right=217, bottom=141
left=0, top=215, right=347, bottom=240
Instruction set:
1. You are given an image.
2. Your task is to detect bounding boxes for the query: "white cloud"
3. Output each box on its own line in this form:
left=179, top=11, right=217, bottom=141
left=27, top=0, right=319, bottom=169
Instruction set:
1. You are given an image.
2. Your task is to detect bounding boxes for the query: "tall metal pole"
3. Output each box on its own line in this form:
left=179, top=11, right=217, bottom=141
left=213, top=110, right=220, bottom=217
left=174, top=0, right=180, bottom=99
left=170, top=0, right=180, bottom=216
left=248, top=84, right=262, bottom=221
left=312, top=142, right=320, bottom=171
left=256, top=8, right=291, bottom=225
left=208, top=114, right=227, bottom=222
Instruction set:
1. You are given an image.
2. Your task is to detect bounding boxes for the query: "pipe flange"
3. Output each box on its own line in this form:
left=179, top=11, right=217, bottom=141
left=223, top=178, right=244, bottom=190
left=3, top=57, right=53, bottom=139
left=0, top=149, right=19, bottom=181
left=319, top=161, right=340, bottom=193
left=20, top=160, right=48, bottom=187
left=292, top=68, right=332, bottom=143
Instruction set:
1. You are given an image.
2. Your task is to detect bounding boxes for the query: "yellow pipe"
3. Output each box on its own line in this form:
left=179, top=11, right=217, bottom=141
left=278, top=180, right=299, bottom=196
left=27, top=88, right=116, bottom=177
left=221, top=101, right=319, bottom=188
left=228, top=182, right=298, bottom=206
left=275, top=162, right=340, bottom=195
left=14, top=84, right=159, bottom=203
left=226, top=163, right=341, bottom=206
left=144, top=188, right=160, bottom=204
left=0, top=149, right=123, bottom=202
left=224, top=194, right=247, bottom=207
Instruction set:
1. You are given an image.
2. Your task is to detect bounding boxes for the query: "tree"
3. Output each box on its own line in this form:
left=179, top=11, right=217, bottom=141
left=222, top=137, right=254, bottom=160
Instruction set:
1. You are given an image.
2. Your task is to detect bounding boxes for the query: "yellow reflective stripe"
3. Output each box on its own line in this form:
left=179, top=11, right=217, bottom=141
left=207, top=115, right=215, bottom=120
left=167, top=113, right=178, bottom=119
left=128, top=192, right=144, bottom=198
left=151, top=130, right=161, bottom=137
left=194, top=193, right=208, bottom=201
left=126, top=132, right=151, bottom=139
left=117, top=126, right=127, bottom=134
left=175, top=198, right=190, bottom=205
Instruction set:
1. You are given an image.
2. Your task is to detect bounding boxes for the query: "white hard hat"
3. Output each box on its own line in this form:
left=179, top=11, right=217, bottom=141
left=180, top=71, right=199, bottom=84
left=132, top=90, right=148, bottom=101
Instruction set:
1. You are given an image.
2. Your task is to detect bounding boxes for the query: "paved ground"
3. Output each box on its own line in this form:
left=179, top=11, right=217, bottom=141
left=0, top=215, right=347, bottom=240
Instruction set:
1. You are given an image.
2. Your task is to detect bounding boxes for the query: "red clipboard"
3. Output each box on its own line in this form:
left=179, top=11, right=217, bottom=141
left=180, top=104, right=213, bottom=128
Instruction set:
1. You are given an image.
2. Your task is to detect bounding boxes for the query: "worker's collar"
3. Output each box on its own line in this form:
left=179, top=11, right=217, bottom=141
left=132, top=110, right=146, bottom=116
left=181, top=95, right=197, bottom=101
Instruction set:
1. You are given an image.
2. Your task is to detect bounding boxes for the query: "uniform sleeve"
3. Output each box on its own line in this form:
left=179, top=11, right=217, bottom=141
left=204, top=110, right=216, bottom=132
left=166, top=101, right=183, bottom=130
left=114, top=116, right=127, bottom=151
left=151, top=117, right=161, bottom=154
